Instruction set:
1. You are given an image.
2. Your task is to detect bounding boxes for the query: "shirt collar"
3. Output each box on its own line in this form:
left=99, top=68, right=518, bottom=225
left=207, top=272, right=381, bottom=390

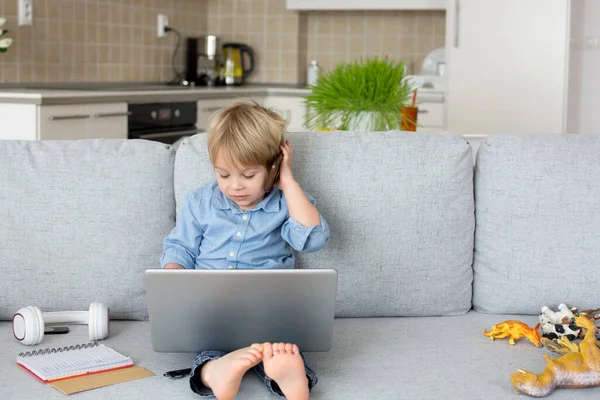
left=212, top=185, right=281, bottom=213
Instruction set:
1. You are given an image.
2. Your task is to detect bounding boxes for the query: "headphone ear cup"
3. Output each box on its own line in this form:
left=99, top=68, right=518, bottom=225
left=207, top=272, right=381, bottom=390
left=88, top=302, right=109, bottom=341
left=13, top=306, right=45, bottom=346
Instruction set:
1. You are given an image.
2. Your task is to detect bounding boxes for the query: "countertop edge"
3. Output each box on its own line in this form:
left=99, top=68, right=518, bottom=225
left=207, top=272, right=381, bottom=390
left=0, top=86, right=445, bottom=105
left=0, top=87, right=314, bottom=105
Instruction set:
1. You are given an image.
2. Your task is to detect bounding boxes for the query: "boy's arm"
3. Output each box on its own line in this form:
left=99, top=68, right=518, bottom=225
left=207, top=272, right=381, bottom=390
left=160, top=191, right=205, bottom=269
left=280, top=185, right=330, bottom=253
left=278, top=139, right=320, bottom=227
left=281, top=180, right=321, bottom=227
left=277, top=139, right=330, bottom=253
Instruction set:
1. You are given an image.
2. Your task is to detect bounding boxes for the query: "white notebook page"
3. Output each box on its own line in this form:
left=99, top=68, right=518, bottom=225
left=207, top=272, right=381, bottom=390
left=17, top=343, right=133, bottom=382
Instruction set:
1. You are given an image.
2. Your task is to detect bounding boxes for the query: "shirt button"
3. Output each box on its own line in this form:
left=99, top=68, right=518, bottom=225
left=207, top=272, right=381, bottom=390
left=227, top=265, right=234, bottom=269
left=242, top=214, right=248, bottom=221
left=229, top=251, right=236, bottom=257
left=236, top=232, right=242, bottom=238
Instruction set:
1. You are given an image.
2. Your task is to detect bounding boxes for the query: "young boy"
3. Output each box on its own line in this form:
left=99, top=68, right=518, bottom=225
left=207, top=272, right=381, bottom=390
left=160, top=99, right=330, bottom=400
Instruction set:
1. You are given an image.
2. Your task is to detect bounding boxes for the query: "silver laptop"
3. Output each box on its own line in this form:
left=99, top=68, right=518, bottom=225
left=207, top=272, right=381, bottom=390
left=145, top=269, right=337, bottom=353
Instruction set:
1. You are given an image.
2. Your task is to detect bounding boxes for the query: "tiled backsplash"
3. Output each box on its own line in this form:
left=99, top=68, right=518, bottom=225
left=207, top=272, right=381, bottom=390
left=0, top=0, right=207, bottom=83
left=206, top=1, right=445, bottom=84
left=306, top=10, right=446, bottom=74
left=206, top=0, right=306, bottom=84
left=0, top=0, right=444, bottom=84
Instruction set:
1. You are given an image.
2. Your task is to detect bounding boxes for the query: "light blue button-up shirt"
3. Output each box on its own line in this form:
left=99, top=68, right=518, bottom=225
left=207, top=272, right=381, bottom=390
left=160, top=180, right=330, bottom=270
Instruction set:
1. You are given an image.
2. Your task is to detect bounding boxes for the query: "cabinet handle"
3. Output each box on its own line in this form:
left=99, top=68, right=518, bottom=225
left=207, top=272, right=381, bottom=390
left=47, top=114, right=91, bottom=121
left=94, top=112, right=131, bottom=118
left=418, top=109, right=429, bottom=114
left=202, top=107, right=222, bottom=113
left=454, top=0, right=460, bottom=48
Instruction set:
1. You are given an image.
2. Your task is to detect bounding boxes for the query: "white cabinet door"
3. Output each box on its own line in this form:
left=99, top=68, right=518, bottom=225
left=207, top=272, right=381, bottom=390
left=287, top=0, right=445, bottom=10
left=38, top=104, right=90, bottom=140
left=196, top=98, right=239, bottom=132
left=87, top=103, right=128, bottom=139
left=38, top=103, right=128, bottom=140
left=0, top=104, right=38, bottom=140
left=446, top=0, right=570, bottom=134
left=263, top=96, right=307, bottom=132
left=415, top=102, right=445, bottom=129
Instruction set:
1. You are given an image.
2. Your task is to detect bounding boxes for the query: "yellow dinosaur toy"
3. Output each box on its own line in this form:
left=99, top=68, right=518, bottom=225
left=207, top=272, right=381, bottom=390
left=511, top=313, right=600, bottom=397
left=483, top=320, right=542, bottom=347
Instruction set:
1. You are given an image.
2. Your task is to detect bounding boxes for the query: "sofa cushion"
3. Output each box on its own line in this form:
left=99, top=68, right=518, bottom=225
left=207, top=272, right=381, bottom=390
left=0, top=139, right=175, bottom=320
left=1, top=313, right=598, bottom=399
left=174, top=131, right=474, bottom=317
left=473, top=134, right=600, bottom=313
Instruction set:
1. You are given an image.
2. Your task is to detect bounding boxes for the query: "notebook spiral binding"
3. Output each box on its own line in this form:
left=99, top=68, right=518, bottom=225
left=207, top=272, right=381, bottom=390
left=18, top=342, right=99, bottom=358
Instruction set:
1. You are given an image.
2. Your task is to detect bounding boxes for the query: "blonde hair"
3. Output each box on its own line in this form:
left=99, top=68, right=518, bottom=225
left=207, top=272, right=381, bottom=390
left=207, top=99, right=286, bottom=169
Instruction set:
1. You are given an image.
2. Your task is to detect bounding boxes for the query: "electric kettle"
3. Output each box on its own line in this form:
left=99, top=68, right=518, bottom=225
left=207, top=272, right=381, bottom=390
left=222, top=43, right=254, bottom=85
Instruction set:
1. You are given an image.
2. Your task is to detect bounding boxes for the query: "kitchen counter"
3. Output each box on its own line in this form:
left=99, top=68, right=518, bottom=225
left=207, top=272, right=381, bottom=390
left=0, top=79, right=445, bottom=105
left=0, top=84, right=312, bottom=105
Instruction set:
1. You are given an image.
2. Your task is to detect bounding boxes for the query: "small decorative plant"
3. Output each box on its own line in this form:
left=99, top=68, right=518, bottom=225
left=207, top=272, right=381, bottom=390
left=305, top=57, right=414, bottom=132
left=0, top=17, right=13, bottom=53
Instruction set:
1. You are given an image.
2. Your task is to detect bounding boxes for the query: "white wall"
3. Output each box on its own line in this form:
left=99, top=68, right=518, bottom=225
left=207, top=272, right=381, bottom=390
left=566, top=0, right=584, bottom=134
left=575, top=0, right=600, bottom=134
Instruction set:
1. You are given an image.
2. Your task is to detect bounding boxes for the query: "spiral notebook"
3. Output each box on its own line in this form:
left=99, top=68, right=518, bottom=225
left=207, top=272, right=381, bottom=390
left=17, top=342, right=134, bottom=383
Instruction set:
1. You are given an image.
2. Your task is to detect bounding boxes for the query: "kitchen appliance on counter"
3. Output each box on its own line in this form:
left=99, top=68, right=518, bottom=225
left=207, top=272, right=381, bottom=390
left=128, top=101, right=200, bottom=145
left=186, top=35, right=220, bottom=87
left=221, top=43, right=254, bottom=86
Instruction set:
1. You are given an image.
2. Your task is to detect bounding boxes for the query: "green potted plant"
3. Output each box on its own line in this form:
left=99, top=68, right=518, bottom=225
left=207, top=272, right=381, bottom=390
left=305, top=57, right=414, bottom=132
left=0, top=17, right=13, bottom=53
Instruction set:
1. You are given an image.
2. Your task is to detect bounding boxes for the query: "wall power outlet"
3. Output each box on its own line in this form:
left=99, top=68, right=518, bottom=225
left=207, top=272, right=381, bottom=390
left=18, top=0, right=33, bottom=26
left=157, top=14, right=169, bottom=38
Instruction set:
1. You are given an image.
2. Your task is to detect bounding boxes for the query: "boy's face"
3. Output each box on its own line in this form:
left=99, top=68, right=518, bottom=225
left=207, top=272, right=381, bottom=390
left=214, top=150, right=269, bottom=211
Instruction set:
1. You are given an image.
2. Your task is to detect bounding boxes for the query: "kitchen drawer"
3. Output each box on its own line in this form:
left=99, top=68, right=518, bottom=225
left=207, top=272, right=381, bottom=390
left=196, top=99, right=235, bottom=131
left=38, top=103, right=128, bottom=140
left=416, top=102, right=445, bottom=127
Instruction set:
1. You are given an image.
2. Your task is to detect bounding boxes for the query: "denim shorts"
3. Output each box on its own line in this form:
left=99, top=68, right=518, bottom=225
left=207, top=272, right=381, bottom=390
left=189, top=350, right=318, bottom=398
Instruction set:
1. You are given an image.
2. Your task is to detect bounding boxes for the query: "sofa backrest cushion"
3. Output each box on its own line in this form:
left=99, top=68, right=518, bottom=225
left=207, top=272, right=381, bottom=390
left=0, top=139, right=175, bottom=321
left=473, top=134, right=600, bottom=313
left=174, top=131, right=474, bottom=317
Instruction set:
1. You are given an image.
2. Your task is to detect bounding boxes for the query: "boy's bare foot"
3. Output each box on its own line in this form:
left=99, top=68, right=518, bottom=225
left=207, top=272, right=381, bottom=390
left=262, top=342, right=309, bottom=400
left=200, top=344, right=264, bottom=400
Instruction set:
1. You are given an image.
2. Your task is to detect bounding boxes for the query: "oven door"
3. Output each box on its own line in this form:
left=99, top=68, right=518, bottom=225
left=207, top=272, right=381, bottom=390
left=129, top=127, right=203, bottom=145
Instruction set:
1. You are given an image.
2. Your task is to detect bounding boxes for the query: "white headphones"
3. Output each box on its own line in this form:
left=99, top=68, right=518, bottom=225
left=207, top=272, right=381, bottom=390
left=12, top=302, right=110, bottom=346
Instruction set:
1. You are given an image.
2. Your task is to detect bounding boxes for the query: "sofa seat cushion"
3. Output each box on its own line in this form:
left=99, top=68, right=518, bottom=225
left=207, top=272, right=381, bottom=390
left=2, top=313, right=598, bottom=399
left=175, top=131, right=475, bottom=318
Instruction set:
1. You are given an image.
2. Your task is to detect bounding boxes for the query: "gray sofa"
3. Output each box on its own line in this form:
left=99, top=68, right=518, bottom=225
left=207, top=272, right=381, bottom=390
left=1, top=132, right=599, bottom=399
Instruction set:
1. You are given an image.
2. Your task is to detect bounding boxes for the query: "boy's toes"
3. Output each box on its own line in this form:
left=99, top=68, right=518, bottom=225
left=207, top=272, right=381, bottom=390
left=246, top=347, right=262, bottom=362
left=284, top=343, right=293, bottom=353
left=262, top=342, right=274, bottom=359
left=276, top=342, right=285, bottom=353
left=251, top=343, right=264, bottom=352
left=292, top=344, right=300, bottom=355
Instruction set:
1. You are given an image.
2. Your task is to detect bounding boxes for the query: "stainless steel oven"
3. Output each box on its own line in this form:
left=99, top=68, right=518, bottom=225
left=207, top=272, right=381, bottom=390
left=128, top=101, right=201, bottom=144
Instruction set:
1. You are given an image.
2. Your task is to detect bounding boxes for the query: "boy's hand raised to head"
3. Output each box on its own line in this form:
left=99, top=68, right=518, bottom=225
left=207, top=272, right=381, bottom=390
left=276, top=140, right=321, bottom=228
left=277, top=140, right=296, bottom=192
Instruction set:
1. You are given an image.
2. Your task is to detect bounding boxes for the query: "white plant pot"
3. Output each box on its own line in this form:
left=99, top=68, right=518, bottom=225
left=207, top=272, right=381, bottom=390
left=347, top=111, right=379, bottom=131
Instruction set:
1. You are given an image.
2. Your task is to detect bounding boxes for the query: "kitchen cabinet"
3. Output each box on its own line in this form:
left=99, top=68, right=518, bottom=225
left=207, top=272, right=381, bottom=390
left=445, top=0, right=578, bottom=134
left=286, top=0, right=445, bottom=10
left=263, top=96, right=307, bottom=132
left=196, top=97, right=267, bottom=132
left=196, top=98, right=238, bottom=132
left=415, top=102, right=445, bottom=132
left=197, top=96, right=307, bottom=134
left=38, top=103, right=128, bottom=140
